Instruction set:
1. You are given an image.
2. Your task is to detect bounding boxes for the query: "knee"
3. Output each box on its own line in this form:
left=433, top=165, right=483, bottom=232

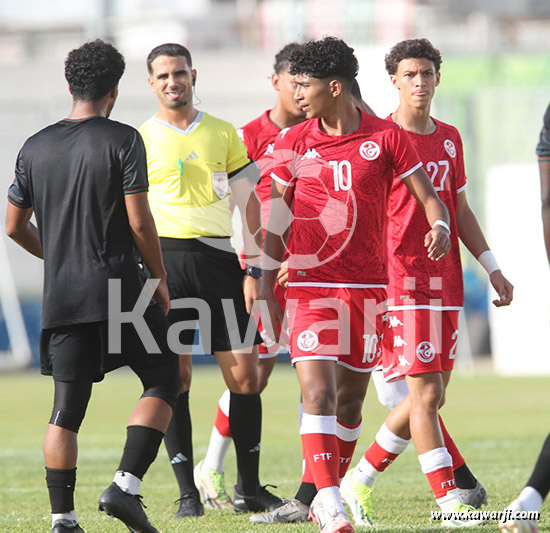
left=231, top=375, right=259, bottom=395
left=303, top=386, right=336, bottom=414
left=258, top=375, right=269, bottom=394
left=409, top=382, right=443, bottom=413
left=336, top=393, right=364, bottom=425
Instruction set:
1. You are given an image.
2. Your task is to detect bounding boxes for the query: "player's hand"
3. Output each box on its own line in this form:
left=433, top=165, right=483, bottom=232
left=155, top=278, right=171, bottom=315
left=424, top=227, right=451, bottom=261
left=276, top=260, right=289, bottom=288
left=258, top=292, right=284, bottom=343
left=243, top=275, right=260, bottom=315
left=489, top=270, right=514, bottom=307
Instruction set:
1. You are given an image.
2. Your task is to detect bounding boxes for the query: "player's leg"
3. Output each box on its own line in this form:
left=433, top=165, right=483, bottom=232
left=500, top=433, right=550, bottom=533
left=163, top=353, right=204, bottom=517
left=41, top=324, right=100, bottom=533
left=295, top=359, right=354, bottom=532
left=98, top=306, right=182, bottom=533
left=216, top=346, right=281, bottom=512
left=44, top=379, right=92, bottom=533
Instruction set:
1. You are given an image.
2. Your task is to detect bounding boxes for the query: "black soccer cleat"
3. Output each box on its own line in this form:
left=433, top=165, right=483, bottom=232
left=51, top=520, right=85, bottom=533
left=98, top=482, right=159, bottom=533
left=175, top=492, right=205, bottom=518
left=233, top=484, right=283, bottom=513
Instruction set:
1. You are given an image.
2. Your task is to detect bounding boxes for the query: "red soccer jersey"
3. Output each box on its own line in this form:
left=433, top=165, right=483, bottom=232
left=386, top=116, right=467, bottom=309
left=270, top=110, right=422, bottom=286
left=238, top=110, right=280, bottom=228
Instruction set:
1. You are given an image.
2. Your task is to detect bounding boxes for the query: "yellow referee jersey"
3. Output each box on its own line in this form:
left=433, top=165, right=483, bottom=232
left=139, top=111, right=250, bottom=239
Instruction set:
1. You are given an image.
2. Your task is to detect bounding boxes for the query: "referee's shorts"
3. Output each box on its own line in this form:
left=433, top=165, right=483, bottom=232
left=160, top=237, right=261, bottom=354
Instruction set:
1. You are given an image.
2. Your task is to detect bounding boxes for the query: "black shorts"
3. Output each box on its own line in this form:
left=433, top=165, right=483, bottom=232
left=40, top=304, right=180, bottom=385
left=160, top=237, right=261, bottom=353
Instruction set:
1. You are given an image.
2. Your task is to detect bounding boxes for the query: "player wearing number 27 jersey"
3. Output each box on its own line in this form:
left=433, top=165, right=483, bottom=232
left=383, top=118, right=466, bottom=381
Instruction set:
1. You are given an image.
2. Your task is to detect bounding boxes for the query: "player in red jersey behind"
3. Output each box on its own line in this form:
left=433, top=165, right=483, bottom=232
left=341, top=39, right=513, bottom=528
left=261, top=37, right=451, bottom=533
left=192, top=43, right=305, bottom=510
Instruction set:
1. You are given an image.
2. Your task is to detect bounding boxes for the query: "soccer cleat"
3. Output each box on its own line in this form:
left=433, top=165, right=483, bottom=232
left=51, top=520, right=85, bottom=533
left=440, top=502, right=489, bottom=528
left=233, top=484, right=282, bottom=512
left=193, top=459, right=233, bottom=509
left=249, top=498, right=309, bottom=523
left=340, top=469, right=375, bottom=526
left=309, top=495, right=355, bottom=532
left=98, top=482, right=159, bottom=533
left=174, top=492, right=204, bottom=518
left=457, top=480, right=488, bottom=509
left=499, top=499, right=539, bottom=533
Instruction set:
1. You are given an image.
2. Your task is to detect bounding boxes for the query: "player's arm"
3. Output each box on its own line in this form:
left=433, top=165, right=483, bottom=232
left=539, top=158, right=550, bottom=265
left=5, top=203, right=43, bottom=258
left=230, top=162, right=262, bottom=314
left=259, top=179, right=294, bottom=341
left=401, top=167, right=451, bottom=261
left=456, top=190, right=513, bottom=307
left=125, top=192, right=170, bottom=315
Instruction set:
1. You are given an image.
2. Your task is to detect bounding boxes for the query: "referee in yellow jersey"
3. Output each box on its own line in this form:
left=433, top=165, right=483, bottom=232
left=139, top=43, right=282, bottom=518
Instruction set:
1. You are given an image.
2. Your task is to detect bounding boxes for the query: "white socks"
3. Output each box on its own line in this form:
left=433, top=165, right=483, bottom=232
left=113, top=470, right=141, bottom=495
left=52, top=510, right=77, bottom=527
left=519, top=486, right=544, bottom=513
left=318, top=485, right=347, bottom=515
left=202, top=427, right=232, bottom=474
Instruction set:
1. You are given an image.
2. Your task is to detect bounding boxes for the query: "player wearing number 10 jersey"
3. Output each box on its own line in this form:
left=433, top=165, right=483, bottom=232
left=261, top=37, right=451, bottom=533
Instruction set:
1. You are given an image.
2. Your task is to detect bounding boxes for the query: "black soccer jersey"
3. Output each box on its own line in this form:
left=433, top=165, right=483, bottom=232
left=8, top=116, right=149, bottom=328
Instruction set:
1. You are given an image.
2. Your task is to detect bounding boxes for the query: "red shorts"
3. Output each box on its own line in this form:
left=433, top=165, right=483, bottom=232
left=382, top=309, right=459, bottom=382
left=286, top=286, right=387, bottom=372
left=256, top=282, right=287, bottom=358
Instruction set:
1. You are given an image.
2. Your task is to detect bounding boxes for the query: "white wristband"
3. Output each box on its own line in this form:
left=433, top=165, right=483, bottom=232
left=478, top=250, right=500, bottom=275
left=432, top=219, right=450, bottom=234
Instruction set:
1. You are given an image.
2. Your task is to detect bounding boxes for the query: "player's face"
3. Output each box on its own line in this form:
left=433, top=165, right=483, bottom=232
left=148, top=55, right=196, bottom=110
left=273, top=70, right=306, bottom=119
left=292, top=75, right=333, bottom=119
left=390, top=58, right=440, bottom=110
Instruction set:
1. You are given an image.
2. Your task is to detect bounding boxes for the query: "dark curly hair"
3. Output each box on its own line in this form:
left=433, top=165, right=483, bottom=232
left=146, top=43, right=192, bottom=74
left=385, top=38, right=442, bottom=75
left=64, top=39, right=125, bottom=102
left=273, top=42, right=301, bottom=74
left=288, top=36, right=358, bottom=83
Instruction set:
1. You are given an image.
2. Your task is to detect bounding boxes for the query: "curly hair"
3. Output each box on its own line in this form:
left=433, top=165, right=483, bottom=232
left=64, top=39, right=125, bottom=102
left=288, top=36, right=358, bottom=83
left=146, top=43, right=192, bottom=74
left=385, top=38, right=442, bottom=75
left=273, top=42, right=301, bottom=74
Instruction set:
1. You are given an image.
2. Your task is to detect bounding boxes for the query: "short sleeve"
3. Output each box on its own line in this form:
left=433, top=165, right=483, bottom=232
left=536, top=103, right=550, bottom=158
left=121, top=130, right=149, bottom=195
left=389, top=126, right=423, bottom=179
left=8, top=149, right=33, bottom=209
left=269, top=128, right=298, bottom=187
left=226, top=126, right=251, bottom=175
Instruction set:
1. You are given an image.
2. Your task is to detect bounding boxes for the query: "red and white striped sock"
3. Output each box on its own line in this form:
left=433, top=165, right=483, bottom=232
left=353, top=423, right=410, bottom=487
left=300, top=413, right=340, bottom=490
left=336, top=419, right=362, bottom=480
left=418, top=446, right=460, bottom=509
left=202, top=389, right=232, bottom=474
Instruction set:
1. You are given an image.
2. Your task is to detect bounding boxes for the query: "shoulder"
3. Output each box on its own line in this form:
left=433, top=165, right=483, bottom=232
left=201, top=112, right=238, bottom=135
left=433, top=118, right=461, bottom=140
left=275, top=120, right=311, bottom=147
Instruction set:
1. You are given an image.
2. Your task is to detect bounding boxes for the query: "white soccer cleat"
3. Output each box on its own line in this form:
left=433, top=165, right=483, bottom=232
left=309, top=494, right=355, bottom=533
left=499, top=499, right=539, bottom=533
left=340, top=470, right=374, bottom=526
left=193, top=459, right=233, bottom=510
left=440, top=502, right=489, bottom=528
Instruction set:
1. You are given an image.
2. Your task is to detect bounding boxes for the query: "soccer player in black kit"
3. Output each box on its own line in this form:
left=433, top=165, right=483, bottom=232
left=6, top=40, right=180, bottom=533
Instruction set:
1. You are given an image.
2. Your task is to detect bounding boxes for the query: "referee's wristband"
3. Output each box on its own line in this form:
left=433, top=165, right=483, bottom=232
left=432, top=219, right=451, bottom=234
left=478, top=250, right=500, bottom=275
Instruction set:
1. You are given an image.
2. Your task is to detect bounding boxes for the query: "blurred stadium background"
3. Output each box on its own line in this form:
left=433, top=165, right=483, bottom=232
left=0, top=0, right=548, bottom=373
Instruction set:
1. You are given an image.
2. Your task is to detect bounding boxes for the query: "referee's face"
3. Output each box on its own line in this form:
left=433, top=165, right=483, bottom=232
left=148, top=55, right=196, bottom=110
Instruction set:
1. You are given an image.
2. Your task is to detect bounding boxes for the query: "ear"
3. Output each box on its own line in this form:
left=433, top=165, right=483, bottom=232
left=271, top=72, right=281, bottom=92
left=435, top=70, right=441, bottom=87
left=389, top=74, right=400, bottom=90
left=147, top=76, right=156, bottom=93
left=192, top=68, right=197, bottom=86
left=68, top=84, right=73, bottom=96
left=329, top=79, right=342, bottom=98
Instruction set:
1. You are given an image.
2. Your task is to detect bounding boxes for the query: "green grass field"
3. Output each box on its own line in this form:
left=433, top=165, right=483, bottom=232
left=1, top=365, right=549, bottom=532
